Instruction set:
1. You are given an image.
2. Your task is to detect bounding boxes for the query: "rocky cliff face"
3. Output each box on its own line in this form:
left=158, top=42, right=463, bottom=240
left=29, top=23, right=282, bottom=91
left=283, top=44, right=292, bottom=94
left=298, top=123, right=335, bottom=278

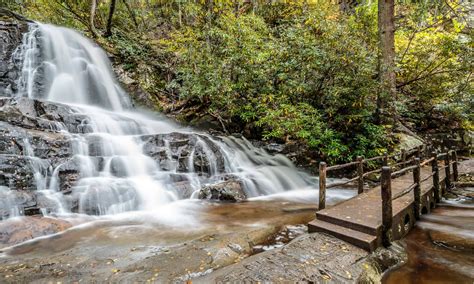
left=0, top=9, right=30, bottom=96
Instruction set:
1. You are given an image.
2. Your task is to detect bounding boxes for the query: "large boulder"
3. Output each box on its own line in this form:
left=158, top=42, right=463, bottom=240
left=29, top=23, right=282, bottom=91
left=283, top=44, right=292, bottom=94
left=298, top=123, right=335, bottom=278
left=198, top=180, right=246, bottom=202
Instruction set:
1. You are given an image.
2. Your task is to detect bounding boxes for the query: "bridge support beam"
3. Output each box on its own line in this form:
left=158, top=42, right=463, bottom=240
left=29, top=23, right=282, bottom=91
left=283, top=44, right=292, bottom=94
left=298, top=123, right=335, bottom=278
left=452, top=150, right=458, bottom=181
left=319, top=162, right=327, bottom=210
left=381, top=166, right=392, bottom=247
left=357, top=156, right=364, bottom=194
left=383, top=152, right=388, bottom=166
left=431, top=152, right=440, bottom=203
left=444, top=153, right=451, bottom=191
left=413, top=158, right=421, bottom=220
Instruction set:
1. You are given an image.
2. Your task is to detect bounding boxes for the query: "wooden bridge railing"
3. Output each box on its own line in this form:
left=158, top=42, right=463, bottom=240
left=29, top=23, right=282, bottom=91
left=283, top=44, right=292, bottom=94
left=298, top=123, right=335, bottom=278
left=318, top=148, right=460, bottom=247
left=318, top=145, right=424, bottom=210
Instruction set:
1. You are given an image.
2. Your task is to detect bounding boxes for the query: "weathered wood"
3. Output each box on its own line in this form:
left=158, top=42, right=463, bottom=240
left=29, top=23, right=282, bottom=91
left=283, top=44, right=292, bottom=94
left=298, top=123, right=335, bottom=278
left=392, top=158, right=414, bottom=168
left=383, top=152, right=388, bottom=167
left=362, top=168, right=382, bottom=178
left=319, top=162, right=327, bottom=210
left=326, top=176, right=359, bottom=189
left=392, top=182, right=416, bottom=201
left=444, top=152, right=451, bottom=191
left=401, top=149, right=406, bottom=162
left=432, top=152, right=440, bottom=203
left=326, top=161, right=359, bottom=171
left=391, top=164, right=417, bottom=177
left=357, top=156, right=364, bottom=194
left=452, top=150, right=458, bottom=181
left=365, top=155, right=384, bottom=162
left=416, top=145, right=422, bottom=158
left=437, top=152, right=448, bottom=159
left=420, top=157, right=435, bottom=167
left=419, top=172, right=434, bottom=183
left=413, top=158, right=421, bottom=220
left=381, top=166, right=392, bottom=247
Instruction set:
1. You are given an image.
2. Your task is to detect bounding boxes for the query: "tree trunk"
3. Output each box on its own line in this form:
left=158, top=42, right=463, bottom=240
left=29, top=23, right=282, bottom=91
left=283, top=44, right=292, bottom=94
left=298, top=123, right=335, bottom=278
left=377, top=0, right=396, bottom=124
left=89, top=0, right=99, bottom=38
left=121, top=0, right=139, bottom=28
left=105, top=0, right=117, bottom=37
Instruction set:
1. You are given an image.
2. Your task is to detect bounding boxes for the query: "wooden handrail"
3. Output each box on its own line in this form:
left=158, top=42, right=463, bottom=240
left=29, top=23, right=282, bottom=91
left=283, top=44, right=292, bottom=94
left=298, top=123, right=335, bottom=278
left=392, top=183, right=416, bottom=201
left=420, top=157, right=435, bottom=167
left=419, top=172, right=435, bottom=183
left=362, top=168, right=383, bottom=178
left=326, top=161, right=359, bottom=171
left=316, top=146, right=460, bottom=220
left=326, top=176, right=359, bottom=189
left=391, top=158, right=414, bottom=169
left=391, top=165, right=418, bottom=177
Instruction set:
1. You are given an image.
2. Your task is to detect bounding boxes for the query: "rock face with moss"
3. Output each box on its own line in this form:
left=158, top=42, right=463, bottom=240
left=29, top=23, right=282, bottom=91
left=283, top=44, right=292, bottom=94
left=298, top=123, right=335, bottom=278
left=0, top=9, right=30, bottom=95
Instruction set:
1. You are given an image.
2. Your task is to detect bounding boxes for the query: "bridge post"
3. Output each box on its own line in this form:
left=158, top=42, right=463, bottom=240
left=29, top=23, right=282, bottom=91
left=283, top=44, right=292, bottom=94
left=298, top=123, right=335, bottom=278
left=416, top=145, right=422, bottom=158
left=381, top=166, right=392, bottom=247
left=452, top=150, right=458, bottom=181
left=444, top=152, right=451, bottom=191
left=318, top=162, right=327, bottom=210
left=356, top=156, right=364, bottom=194
left=383, top=152, right=388, bottom=167
left=413, top=158, right=421, bottom=220
left=431, top=152, right=440, bottom=203
left=401, top=149, right=406, bottom=162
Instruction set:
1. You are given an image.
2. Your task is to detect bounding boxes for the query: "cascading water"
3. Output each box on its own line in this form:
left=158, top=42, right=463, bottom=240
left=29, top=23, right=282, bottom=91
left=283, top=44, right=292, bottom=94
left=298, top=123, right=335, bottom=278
left=3, top=22, right=324, bottom=220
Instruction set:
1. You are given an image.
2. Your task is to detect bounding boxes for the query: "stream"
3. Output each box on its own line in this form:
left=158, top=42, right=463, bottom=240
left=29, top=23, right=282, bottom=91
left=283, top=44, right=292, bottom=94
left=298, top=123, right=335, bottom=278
left=383, top=195, right=474, bottom=283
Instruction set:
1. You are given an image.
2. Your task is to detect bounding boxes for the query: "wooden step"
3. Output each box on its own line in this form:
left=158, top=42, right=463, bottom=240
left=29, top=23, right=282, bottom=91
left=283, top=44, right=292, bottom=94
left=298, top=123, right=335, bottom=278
left=316, top=211, right=380, bottom=236
left=308, top=219, right=379, bottom=252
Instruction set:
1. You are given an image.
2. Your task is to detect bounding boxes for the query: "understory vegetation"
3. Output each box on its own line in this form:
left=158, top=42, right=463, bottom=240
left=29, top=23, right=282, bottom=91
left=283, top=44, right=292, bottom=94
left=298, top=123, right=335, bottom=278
left=6, top=0, right=473, bottom=163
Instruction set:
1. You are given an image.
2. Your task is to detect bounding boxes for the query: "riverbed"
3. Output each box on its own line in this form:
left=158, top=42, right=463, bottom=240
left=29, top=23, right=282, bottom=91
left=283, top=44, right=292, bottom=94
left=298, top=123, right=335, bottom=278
left=383, top=188, right=474, bottom=283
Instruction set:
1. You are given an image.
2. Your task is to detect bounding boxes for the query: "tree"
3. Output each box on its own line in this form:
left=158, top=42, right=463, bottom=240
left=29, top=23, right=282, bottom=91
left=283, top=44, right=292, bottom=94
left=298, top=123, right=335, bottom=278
left=105, top=0, right=117, bottom=37
left=89, top=0, right=99, bottom=38
left=377, top=0, right=396, bottom=124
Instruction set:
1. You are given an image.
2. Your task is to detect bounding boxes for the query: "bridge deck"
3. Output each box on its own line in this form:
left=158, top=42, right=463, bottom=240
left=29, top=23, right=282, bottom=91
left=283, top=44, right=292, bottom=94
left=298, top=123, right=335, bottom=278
left=309, top=165, right=446, bottom=251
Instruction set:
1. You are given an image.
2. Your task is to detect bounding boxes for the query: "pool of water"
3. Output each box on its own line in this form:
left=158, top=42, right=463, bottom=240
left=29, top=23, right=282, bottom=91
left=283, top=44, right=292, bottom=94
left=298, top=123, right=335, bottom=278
left=383, top=197, right=474, bottom=284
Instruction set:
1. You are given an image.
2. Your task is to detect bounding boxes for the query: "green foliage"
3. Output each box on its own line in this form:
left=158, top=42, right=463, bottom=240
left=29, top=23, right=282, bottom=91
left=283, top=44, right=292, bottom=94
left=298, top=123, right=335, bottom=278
left=11, top=0, right=472, bottom=162
left=353, top=0, right=473, bottom=132
left=162, top=3, right=385, bottom=162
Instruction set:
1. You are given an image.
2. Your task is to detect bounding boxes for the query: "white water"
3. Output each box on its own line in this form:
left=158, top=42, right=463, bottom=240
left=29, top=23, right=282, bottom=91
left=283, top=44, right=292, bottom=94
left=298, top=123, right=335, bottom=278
left=6, top=23, right=325, bottom=221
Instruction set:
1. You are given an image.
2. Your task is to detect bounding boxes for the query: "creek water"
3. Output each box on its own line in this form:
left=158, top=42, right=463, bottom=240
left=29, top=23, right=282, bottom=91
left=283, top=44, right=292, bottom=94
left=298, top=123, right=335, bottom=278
left=383, top=197, right=474, bottom=284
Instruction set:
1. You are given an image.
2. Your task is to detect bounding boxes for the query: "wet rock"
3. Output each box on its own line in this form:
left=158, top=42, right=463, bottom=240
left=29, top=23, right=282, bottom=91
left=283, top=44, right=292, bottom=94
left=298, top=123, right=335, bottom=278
left=172, top=181, right=197, bottom=199
left=141, top=132, right=225, bottom=175
left=0, top=187, right=36, bottom=219
left=198, top=180, right=246, bottom=202
left=0, top=8, right=30, bottom=95
left=0, top=122, right=71, bottom=160
left=71, top=182, right=140, bottom=215
left=429, top=230, right=474, bottom=250
left=0, top=216, right=71, bottom=249
left=0, top=155, right=41, bottom=190
left=395, top=132, right=424, bottom=153
left=0, top=97, right=93, bottom=134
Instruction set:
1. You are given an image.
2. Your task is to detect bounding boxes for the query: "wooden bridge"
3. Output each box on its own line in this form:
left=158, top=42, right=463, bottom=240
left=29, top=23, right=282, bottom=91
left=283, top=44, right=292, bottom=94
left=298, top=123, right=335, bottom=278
left=308, top=147, right=460, bottom=252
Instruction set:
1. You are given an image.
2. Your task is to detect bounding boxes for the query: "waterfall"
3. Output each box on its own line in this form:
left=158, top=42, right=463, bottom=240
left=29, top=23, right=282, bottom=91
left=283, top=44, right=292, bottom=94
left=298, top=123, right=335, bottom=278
left=3, top=22, right=318, bottom=218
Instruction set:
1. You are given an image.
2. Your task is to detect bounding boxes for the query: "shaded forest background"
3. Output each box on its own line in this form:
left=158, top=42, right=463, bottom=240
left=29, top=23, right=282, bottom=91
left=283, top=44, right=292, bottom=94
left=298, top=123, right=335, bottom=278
left=3, top=0, right=472, bottom=163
